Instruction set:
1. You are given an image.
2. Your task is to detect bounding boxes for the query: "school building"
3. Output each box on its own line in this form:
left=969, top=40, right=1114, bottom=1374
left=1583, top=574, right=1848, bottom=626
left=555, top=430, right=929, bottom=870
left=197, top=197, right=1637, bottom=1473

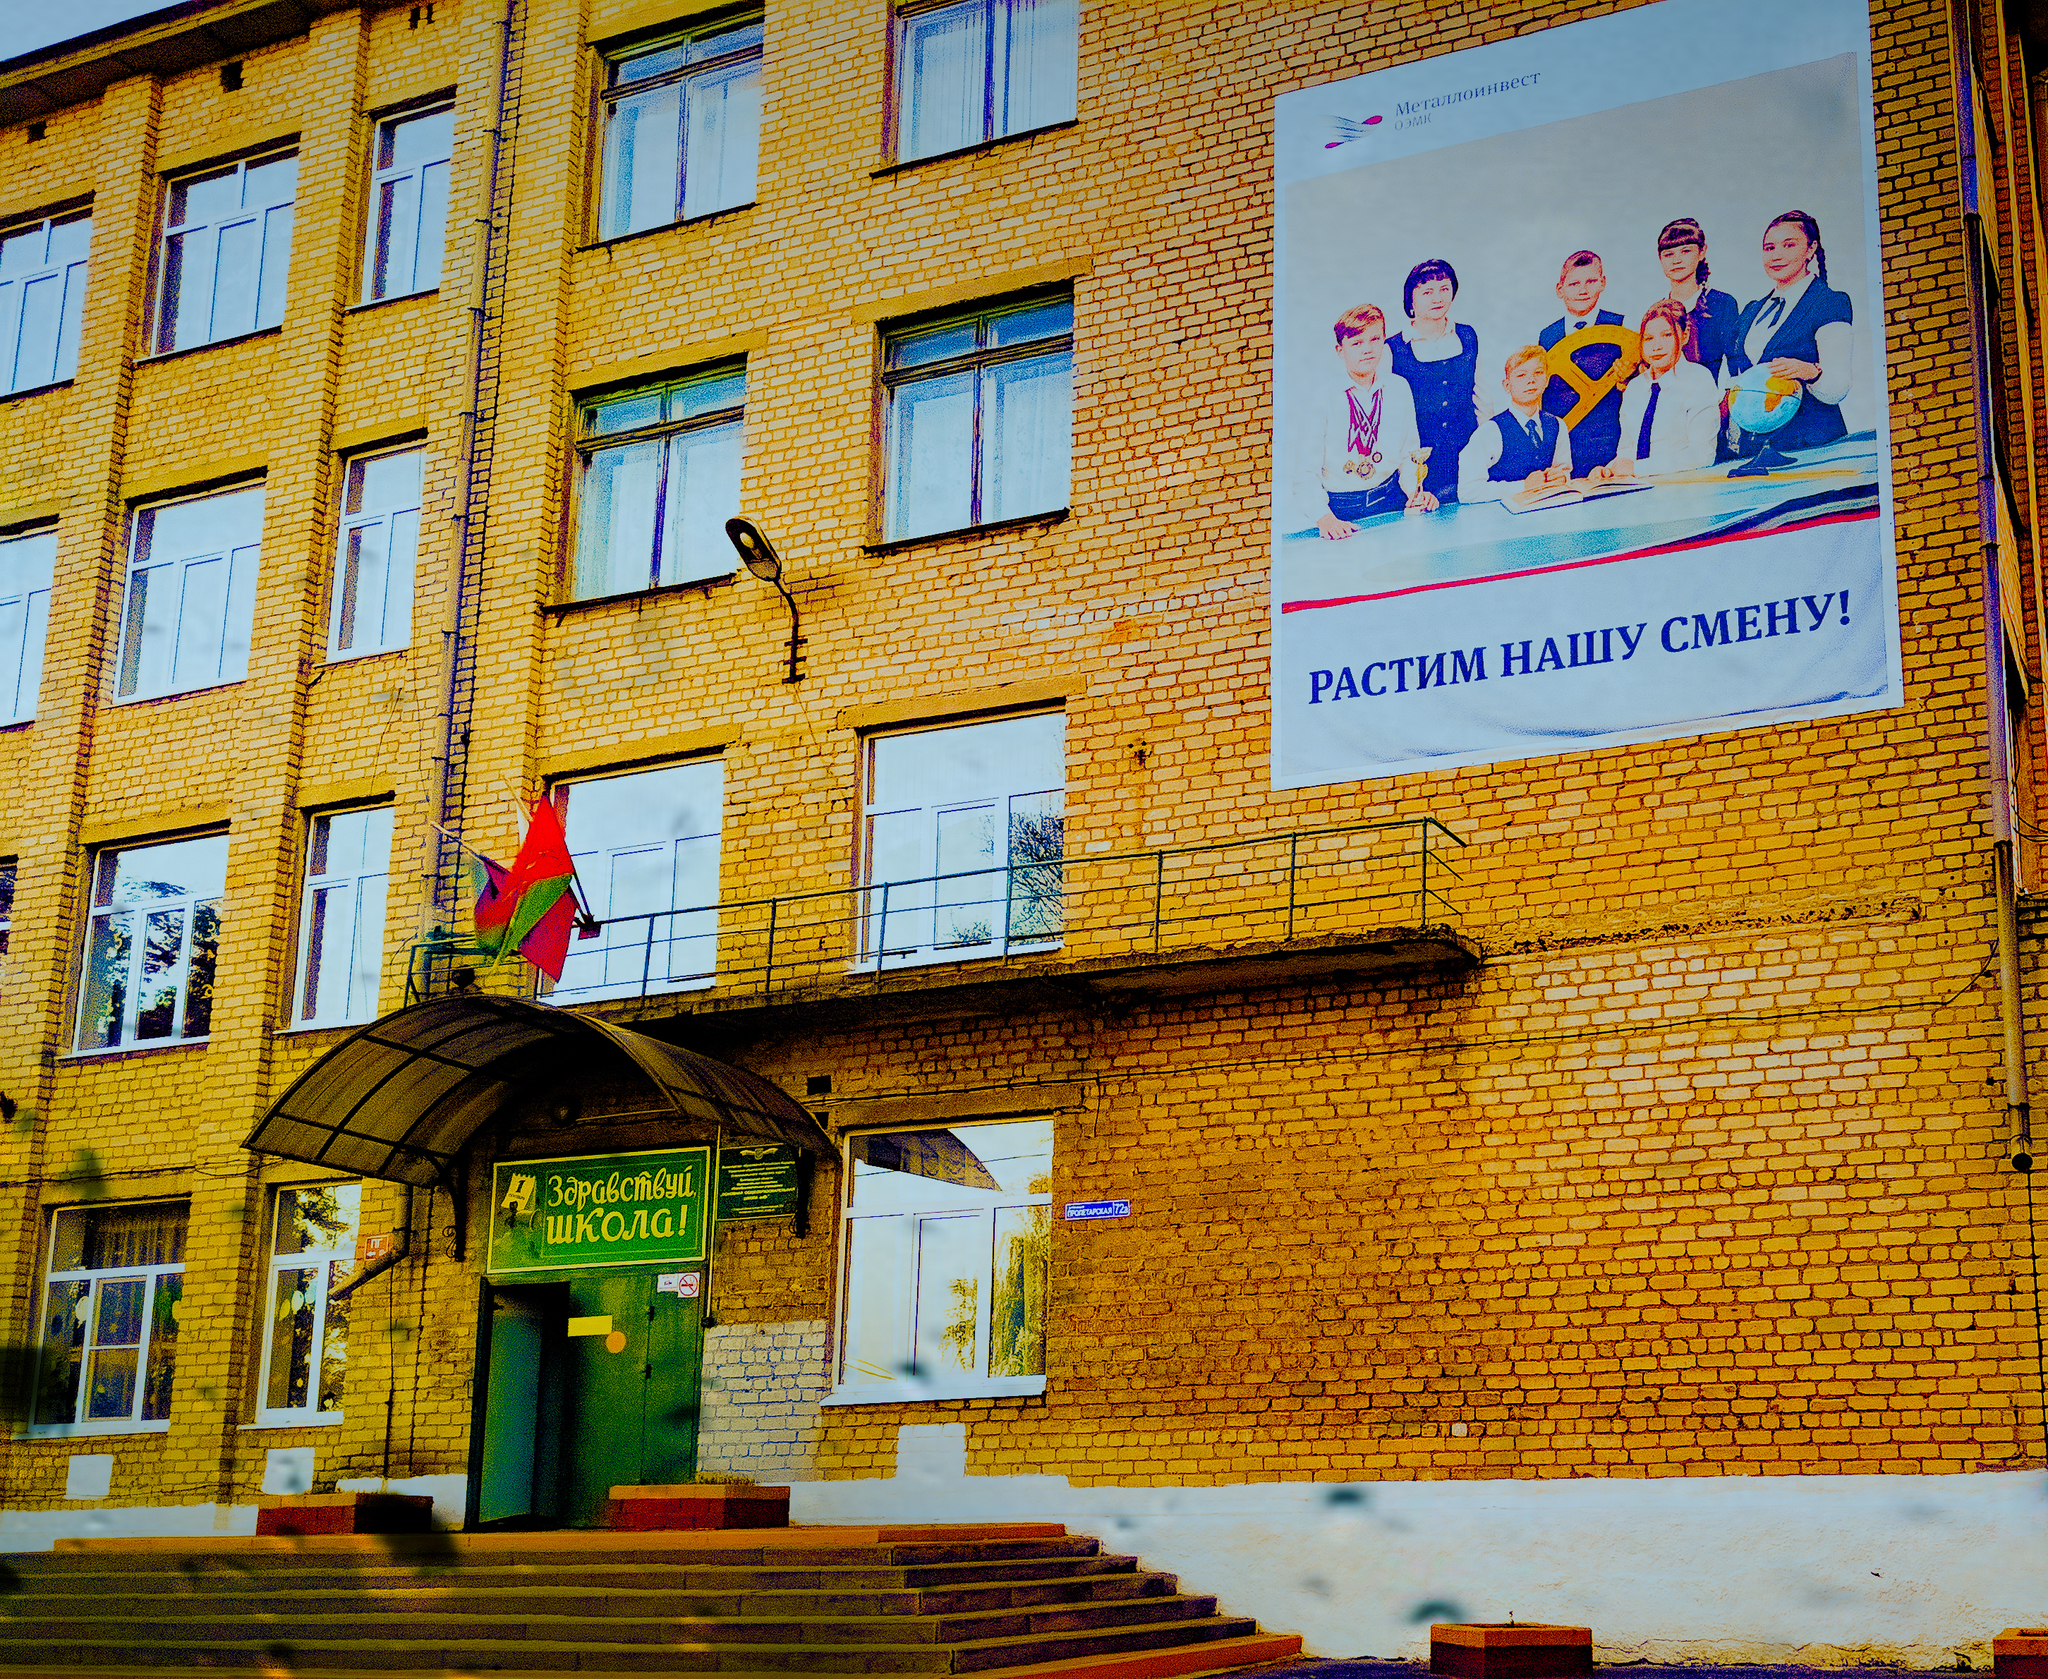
left=0, top=0, right=2043, bottom=1663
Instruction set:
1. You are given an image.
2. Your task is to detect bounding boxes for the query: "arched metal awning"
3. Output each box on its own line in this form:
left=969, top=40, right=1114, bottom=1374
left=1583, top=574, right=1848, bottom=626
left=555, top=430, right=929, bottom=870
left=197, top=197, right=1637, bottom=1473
left=244, top=994, right=830, bottom=1186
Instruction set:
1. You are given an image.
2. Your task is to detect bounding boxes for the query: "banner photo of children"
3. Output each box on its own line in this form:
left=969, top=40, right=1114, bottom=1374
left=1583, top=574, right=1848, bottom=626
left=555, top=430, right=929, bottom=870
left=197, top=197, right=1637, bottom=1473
left=1270, top=0, right=1898, bottom=790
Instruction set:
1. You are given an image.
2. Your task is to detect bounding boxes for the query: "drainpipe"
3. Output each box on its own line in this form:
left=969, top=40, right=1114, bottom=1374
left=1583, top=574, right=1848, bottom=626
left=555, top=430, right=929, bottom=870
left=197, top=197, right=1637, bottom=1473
left=1955, top=0, right=2032, bottom=1152
left=331, top=1184, right=415, bottom=1302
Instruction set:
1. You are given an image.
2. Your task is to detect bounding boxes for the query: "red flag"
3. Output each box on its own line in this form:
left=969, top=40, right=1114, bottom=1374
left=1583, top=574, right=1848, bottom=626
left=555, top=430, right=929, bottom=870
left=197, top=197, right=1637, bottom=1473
left=474, top=799, right=579, bottom=980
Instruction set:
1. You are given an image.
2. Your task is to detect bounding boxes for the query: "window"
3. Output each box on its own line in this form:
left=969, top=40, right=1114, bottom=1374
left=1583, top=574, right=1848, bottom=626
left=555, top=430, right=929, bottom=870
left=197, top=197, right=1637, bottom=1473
left=257, top=1183, right=360, bottom=1424
left=293, top=807, right=393, bottom=1028
left=0, top=856, right=14, bottom=993
left=882, top=293, right=1072, bottom=542
left=34, top=1200, right=186, bottom=1434
left=598, top=18, right=762, bottom=240
left=116, top=484, right=263, bottom=702
left=154, top=151, right=296, bottom=353
left=552, top=759, right=722, bottom=1000
left=329, top=448, right=420, bottom=658
left=0, top=528, right=55, bottom=724
left=363, top=105, right=452, bottom=302
left=861, top=710, right=1063, bottom=965
left=571, top=365, right=743, bottom=600
left=833, top=1119, right=1051, bottom=1403
left=894, top=0, right=1076, bottom=163
left=75, top=834, right=227, bottom=1052
left=0, top=213, right=90, bottom=393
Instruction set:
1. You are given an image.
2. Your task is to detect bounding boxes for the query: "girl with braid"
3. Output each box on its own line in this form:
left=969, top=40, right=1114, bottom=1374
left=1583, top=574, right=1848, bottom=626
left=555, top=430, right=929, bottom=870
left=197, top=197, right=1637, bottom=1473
left=1723, top=209, right=1856, bottom=455
left=1654, top=217, right=1742, bottom=380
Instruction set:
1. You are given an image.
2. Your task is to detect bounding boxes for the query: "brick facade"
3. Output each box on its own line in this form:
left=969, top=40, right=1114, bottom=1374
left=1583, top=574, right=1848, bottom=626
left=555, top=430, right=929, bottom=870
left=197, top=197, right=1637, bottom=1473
left=0, top=0, right=2042, bottom=1585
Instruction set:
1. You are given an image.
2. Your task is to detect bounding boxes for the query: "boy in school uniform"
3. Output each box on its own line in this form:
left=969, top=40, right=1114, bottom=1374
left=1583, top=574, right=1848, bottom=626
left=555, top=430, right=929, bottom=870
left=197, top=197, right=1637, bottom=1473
left=1458, top=344, right=1576, bottom=505
left=1538, top=250, right=1630, bottom=473
left=1292, top=302, right=1437, bottom=539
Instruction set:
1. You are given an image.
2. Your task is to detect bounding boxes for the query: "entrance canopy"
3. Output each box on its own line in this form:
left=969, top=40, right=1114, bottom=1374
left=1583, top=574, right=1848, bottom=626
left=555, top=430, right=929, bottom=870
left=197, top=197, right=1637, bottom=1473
left=244, top=994, right=830, bottom=1186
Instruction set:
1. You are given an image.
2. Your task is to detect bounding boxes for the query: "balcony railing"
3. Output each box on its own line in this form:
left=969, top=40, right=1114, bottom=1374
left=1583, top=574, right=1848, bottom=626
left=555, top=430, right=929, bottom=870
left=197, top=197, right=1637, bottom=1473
left=542, top=816, right=1465, bottom=1010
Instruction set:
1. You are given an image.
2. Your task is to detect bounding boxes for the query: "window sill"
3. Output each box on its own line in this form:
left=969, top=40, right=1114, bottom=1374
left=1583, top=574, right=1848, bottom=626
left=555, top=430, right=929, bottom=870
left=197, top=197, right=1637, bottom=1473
left=821, top=1377, right=1046, bottom=1407
left=21, top=1422, right=173, bottom=1440
left=280, top=1018, right=376, bottom=1035
left=1, top=377, right=74, bottom=404
left=322, top=643, right=409, bottom=666
left=863, top=509, right=1068, bottom=556
left=873, top=120, right=1078, bottom=178
left=577, top=201, right=757, bottom=253
left=547, top=974, right=715, bottom=1005
left=0, top=716, right=33, bottom=732
left=851, top=940, right=1060, bottom=975
left=136, top=324, right=284, bottom=366
left=348, top=288, right=440, bottom=314
left=111, top=676, right=246, bottom=707
left=544, top=574, right=735, bottom=618
left=61, top=1039, right=211, bottom=1064
left=242, top=1413, right=346, bottom=1429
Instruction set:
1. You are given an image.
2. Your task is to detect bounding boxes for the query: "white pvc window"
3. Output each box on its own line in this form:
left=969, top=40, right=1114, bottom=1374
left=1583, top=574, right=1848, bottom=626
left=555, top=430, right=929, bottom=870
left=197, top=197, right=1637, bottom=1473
left=0, top=528, right=55, bottom=724
left=832, top=1119, right=1052, bottom=1405
left=0, top=213, right=90, bottom=393
left=572, top=366, right=743, bottom=599
left=33, top=1200, right=186, bottom=1435
left=882, top=294, right=1072, bottom=542
left=552, top=759, right=722, bottom=1000
left=116, top=484, right=263, bottom=703
left=364, top=105, right=452, bottom=302
left=861, top=711, right=1063, bottom=966
left=155, top=151, right=296, bottom=353
left=293, top=807, right=393, bottom=1028
left=75, top=834, right=227, bottom=1052
left=329, top=448, right=420, bottom=658
left=895, top=0, right=1076, bottom=163
left=598, top=18, right=762, bottom=239
left=257, top=1183, right=360, bottom=1424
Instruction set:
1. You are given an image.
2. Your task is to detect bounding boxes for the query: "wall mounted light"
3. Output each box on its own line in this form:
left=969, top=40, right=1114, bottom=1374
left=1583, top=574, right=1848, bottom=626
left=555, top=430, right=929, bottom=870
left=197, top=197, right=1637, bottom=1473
left=725, top=516, right=806, bottom=683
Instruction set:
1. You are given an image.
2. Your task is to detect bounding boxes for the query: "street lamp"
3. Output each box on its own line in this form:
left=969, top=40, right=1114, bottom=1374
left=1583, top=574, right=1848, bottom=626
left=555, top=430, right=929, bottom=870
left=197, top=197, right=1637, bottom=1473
left=725, top=516, right=805, bottom=683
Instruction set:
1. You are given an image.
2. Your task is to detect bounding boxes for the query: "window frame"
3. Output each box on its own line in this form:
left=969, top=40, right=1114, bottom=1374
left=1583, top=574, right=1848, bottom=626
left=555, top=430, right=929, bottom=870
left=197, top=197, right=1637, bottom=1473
left=151, top=148, right=298, bottom=356
left=877, top=290, right=1073, bottom=544
left=114, top=481, right=265, bottom=705
left=360, top=102, right=454, bottom=305
left=31, top=1199, right=188, bottom=1438
left=855, top=708, right=1065, bottom=971
left=0, top=525, right=56, bottom=725
left=545, top=757, right=724, bottom=1003
left=252, top=1182, right=360, bottom=1427
left=290, top=804, right=394, bottom=1031
left=592, top=13, right=764, bottom=243
left=72, top=831, right=228, bottom=1056
left=567, top=363, right=746, bottom=603
left=0, top=854, right=15, bottom=980
left=326, top=445, right=422, bottom=660
left=0, top=210, right=91, bottom=396
left=826, top=1117, right=1054, bottom=1408
left=888, top=0, right=1079, bottom=167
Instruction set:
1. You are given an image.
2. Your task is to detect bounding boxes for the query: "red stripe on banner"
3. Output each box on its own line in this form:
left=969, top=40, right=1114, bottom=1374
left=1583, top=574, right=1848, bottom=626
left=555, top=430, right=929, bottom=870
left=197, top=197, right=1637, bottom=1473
left=1278, top=507, right=1879, bottom=614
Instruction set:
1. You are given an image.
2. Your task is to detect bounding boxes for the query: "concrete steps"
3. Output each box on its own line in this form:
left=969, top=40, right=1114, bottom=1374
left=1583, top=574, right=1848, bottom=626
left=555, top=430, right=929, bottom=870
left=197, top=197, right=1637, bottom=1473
left=0, top=1524, right=1303, bottom=1678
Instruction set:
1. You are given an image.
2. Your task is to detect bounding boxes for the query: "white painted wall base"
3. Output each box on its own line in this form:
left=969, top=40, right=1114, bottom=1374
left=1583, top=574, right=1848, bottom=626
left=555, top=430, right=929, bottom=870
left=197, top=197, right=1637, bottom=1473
left=790, top=1448, right=2048, bottom=1668
left=0, top=1502, right=257, bottom=1551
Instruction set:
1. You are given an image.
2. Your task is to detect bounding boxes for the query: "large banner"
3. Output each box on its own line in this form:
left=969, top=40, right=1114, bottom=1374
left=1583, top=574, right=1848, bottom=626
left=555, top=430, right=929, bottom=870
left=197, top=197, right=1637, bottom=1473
left=1271, top=0, right=1897, bottom=788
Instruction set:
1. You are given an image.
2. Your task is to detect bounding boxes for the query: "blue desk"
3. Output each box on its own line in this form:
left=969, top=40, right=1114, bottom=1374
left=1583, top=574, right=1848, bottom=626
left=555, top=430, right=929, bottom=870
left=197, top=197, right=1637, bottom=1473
left=1278, top=434, right=1882, bottom=609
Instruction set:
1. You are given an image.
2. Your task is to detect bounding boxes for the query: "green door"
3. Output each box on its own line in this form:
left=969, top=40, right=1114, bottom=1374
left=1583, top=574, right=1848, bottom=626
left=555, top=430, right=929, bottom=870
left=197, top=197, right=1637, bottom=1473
left=557, top=1269, right=702, bottom=1527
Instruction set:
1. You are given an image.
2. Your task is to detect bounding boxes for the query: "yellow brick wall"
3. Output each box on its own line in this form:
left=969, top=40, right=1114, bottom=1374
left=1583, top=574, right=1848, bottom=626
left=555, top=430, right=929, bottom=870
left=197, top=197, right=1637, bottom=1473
left=0, top=0, right=2041, bottom=1519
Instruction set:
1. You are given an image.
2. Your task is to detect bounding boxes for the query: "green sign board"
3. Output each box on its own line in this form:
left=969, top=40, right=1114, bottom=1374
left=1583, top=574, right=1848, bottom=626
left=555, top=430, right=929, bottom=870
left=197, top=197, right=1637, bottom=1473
left=488, top=1147, right=710, bottom=1275
left=716, top=1144, right=800, bottom=1221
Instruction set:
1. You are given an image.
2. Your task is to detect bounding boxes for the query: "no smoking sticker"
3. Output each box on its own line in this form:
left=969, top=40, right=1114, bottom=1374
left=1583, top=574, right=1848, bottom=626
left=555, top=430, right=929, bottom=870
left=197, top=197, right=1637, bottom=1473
left=657, top=1272, right=701, bottom=1297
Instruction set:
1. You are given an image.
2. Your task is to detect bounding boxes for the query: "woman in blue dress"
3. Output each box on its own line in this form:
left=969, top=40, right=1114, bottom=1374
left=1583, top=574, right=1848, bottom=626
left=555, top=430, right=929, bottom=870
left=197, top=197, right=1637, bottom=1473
left=1655, top=216, right=1741, bottom=379
left=1723, top=209, right=1856, bottom=456
left=1387, top=258, right=1480, bottom=505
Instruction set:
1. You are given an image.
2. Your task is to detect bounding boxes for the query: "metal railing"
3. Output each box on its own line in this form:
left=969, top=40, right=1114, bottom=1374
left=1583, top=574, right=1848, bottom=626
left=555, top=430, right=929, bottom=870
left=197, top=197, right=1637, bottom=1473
left=542, top=817, right=1464, bottom=1008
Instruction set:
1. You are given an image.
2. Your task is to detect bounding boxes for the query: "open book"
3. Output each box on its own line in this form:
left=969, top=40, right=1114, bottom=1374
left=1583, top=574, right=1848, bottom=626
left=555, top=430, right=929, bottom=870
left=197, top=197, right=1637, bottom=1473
left=1503, top=479, right=1654, bottom=513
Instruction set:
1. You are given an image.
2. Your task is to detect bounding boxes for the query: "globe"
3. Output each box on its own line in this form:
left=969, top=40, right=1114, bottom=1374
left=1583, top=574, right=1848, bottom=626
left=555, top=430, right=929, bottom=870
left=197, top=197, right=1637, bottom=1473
left=1726, top=366, right=1804, bottom=437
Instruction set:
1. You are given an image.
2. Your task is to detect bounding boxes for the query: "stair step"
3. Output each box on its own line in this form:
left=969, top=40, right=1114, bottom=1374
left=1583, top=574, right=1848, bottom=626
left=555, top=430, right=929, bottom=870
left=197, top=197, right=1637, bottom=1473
left=0, top=1616, right=1263, bottom=1672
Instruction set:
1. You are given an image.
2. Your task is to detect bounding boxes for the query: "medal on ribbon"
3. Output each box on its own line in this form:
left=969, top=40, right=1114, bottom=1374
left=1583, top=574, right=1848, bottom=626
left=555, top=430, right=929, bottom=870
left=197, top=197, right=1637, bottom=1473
left=1344, top=387, right=1384, bottom=478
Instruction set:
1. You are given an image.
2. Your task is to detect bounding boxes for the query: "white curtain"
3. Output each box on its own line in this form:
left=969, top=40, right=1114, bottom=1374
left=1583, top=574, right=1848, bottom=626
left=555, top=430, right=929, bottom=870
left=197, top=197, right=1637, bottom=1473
left=683, top=60, right=761, bottom=219
left=0, top=531, right=54, bottom=724
left=996, top=0, right=1077, bottom=136
left=600, top=84, right=683, bottom=238
left=901, top=1, right=987, bottom=160
left=574, top=440, right=661, bottom=599
left=662, top=420, right=742, bottom=584
left=888, top=371, right=975, bottom=539
left=984, top=350, right=1072, bottom=522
